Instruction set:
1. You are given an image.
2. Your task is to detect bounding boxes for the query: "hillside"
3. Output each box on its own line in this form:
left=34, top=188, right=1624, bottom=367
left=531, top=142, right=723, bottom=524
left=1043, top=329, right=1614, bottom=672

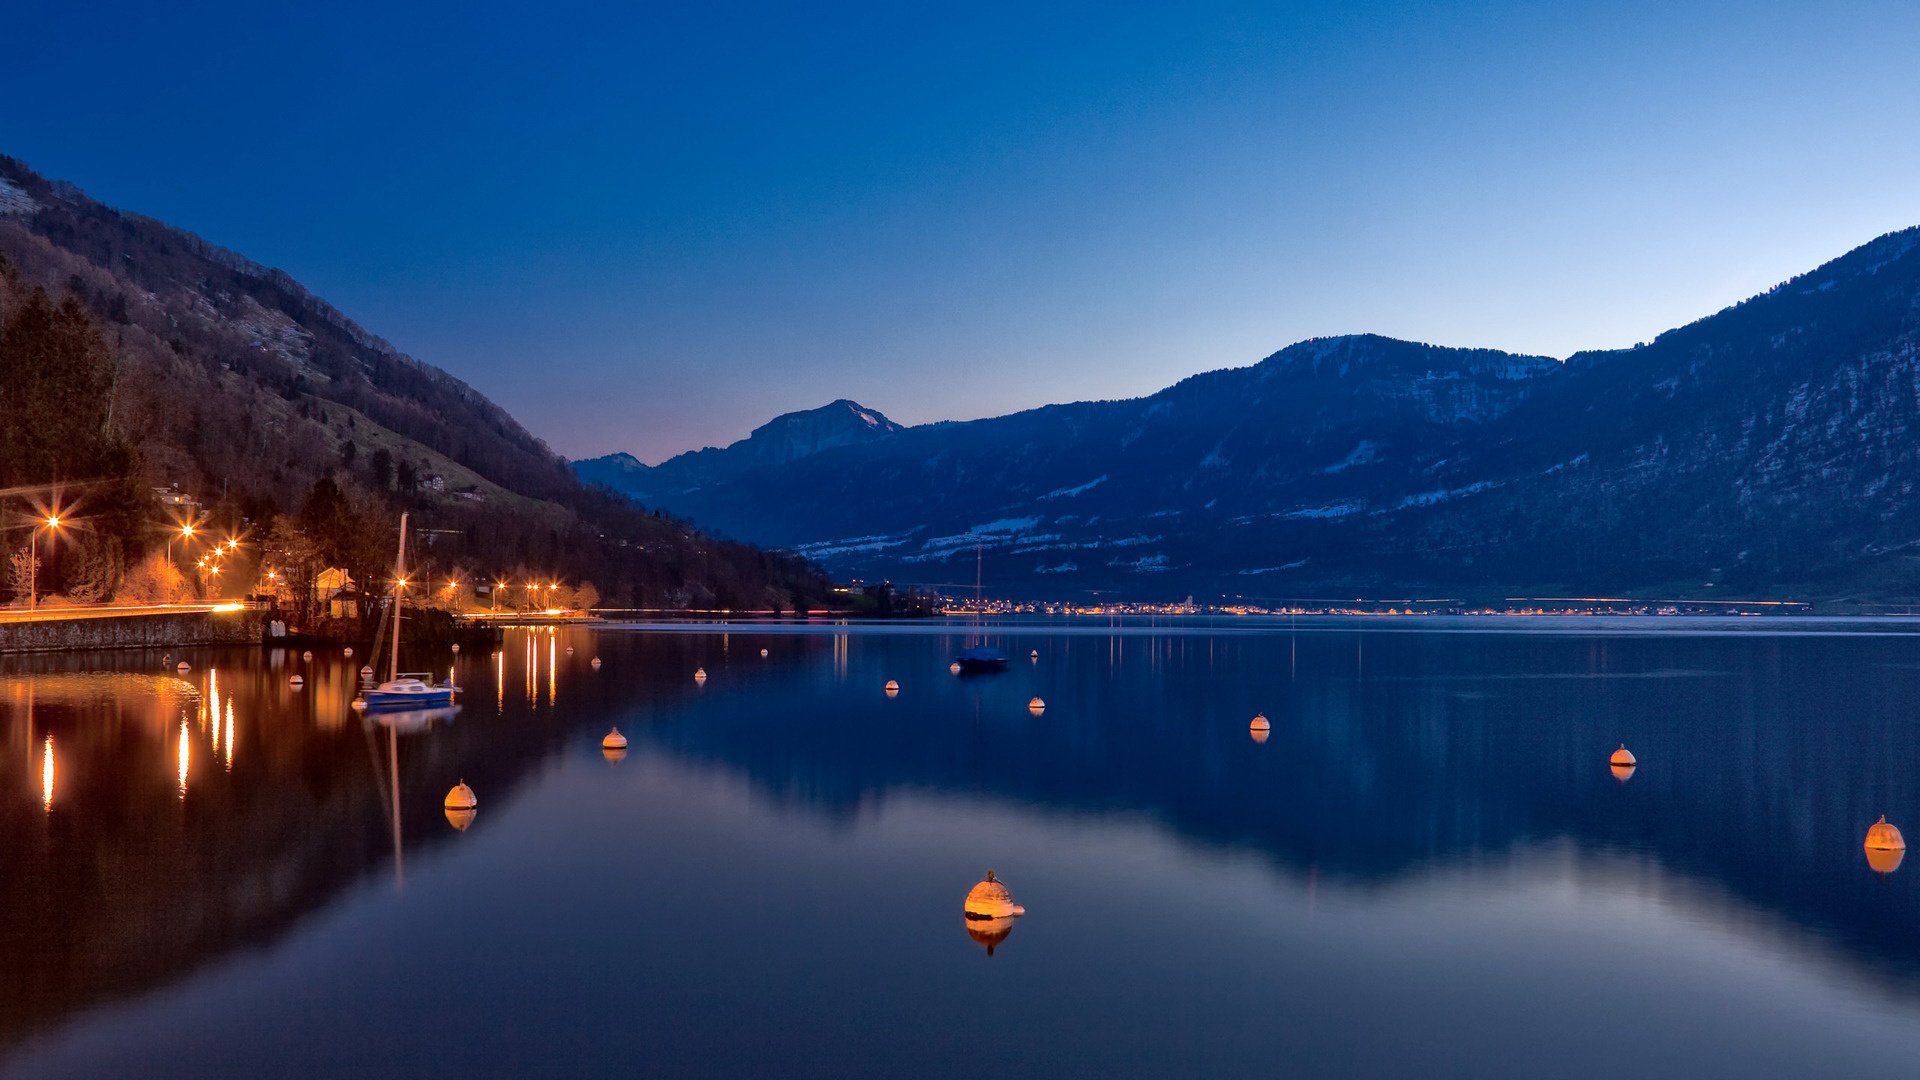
left=0, top=156, right=832, bottom=612
left=577, top=230, right=1920, bottom=602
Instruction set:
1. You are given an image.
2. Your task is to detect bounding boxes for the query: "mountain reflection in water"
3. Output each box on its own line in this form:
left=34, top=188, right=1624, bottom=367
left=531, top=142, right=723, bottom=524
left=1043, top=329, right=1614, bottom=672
left=3, top=622, right=1920, bottom=1078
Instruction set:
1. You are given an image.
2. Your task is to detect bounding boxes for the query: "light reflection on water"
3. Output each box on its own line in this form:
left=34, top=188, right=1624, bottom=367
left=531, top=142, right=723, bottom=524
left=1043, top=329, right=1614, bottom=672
left=2, top=623, right=1920, bottom=1077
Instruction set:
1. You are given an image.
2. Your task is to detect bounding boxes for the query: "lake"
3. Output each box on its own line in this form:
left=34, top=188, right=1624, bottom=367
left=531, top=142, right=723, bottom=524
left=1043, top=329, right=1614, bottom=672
left=4, top=618, right=1920, bottom=1078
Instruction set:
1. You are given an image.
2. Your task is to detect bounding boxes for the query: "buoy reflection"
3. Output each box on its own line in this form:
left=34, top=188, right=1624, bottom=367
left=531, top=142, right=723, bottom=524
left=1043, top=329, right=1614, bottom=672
left=1611, top=763, right=1636, bottom=783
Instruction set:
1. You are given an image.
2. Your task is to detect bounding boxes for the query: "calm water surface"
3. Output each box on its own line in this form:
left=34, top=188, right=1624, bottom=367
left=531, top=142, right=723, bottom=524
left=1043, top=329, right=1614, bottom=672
left=5, top=619, right=1920, bottom=1078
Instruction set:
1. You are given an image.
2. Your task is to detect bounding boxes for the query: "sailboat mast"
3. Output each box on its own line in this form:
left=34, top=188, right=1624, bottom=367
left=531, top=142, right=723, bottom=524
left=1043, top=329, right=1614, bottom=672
left=389, top=512, right=409, bottom=682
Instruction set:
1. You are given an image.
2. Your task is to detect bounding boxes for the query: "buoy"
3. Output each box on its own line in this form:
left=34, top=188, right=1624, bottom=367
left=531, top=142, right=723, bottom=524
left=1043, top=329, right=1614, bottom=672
left=1610, top=744, right=1636, bottom=767
left=445, top=781, right=478, bottom=811
left=1250, top=713, right=1271, bottom=731
left=566, top=645, right=574, bottom=654
left=289, top=675, right=304, bottom=688
left=360, top=665, right=374, bottom=678
left=694, top=667, right=707, bottom=683
left=949, top=662, right=962, bottom=675
left=1866, top=816, right=1905, bottom=875
left=964, top=870, right=1027, bottom=920
left=760, top=648, right=769, bottom=658
left=590, top=657, right=602, bottom=669
left=884, top=679, right=900, bottom=697
left=303, top=650, right=313, bottom=661
left=176, top=662, right=190, bottom=673
left=602, top=728, right=628, bottom=751
left=343, top=646, right=353, bottom=658
left=445, top=805, right=476, bottom=831
left=1030, top=649, right=1039, bottom=660
left=1866, top=815, right=1906, bottom=852
left=1027, top=696, right=1046, bottom=714
left=451, top=643, right=461, bottom=654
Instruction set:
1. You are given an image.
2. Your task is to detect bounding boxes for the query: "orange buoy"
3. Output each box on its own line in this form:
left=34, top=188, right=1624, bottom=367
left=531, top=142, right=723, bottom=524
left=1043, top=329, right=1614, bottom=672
left=694, top=667, right=707, bottom=683
left=964, top=870, right=1027, bottom=921
left=602, top=728, right=628, bottom=751
left=1250, top=713, right=1271, bottom=731
left=1027, top=696, right=1046, bottom=715
left=949, top=662, right=962, bottom=675
left=1609, top=744, right=1636, bottom=767
left=1866, top=816, right=1905, bottom=874
left=1866, top=815, right=1905, bottom=851
left=445, top=781, right=478, bottom=811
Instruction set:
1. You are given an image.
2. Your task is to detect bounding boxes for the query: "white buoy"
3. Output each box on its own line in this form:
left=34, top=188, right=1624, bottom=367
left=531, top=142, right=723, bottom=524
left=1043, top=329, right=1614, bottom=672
left=566, top=646, right=574, bottom=654
left=884, top=679, right=900, bottom=697
left=361, top=665, right=374, bottom=678
left=289, top=675, right=304, bottom=688
left=1028, top=696, right=1046, bottom=714
left=760, top=648, right=769, bottom=658
left=177, top=662, right=191, bottom=674
left=1030, top=649, right=1039, bottom=660
left=303, top=650, right=314, bottom=661
left=694, top=667, right=708, bottom=683
left=590, top=657, right=602, bottom=669
left=445, top=781, right=478, bottom=811
left=452, top=643, right=461, bottom=654
left=343, top=646, right=353, bottom=658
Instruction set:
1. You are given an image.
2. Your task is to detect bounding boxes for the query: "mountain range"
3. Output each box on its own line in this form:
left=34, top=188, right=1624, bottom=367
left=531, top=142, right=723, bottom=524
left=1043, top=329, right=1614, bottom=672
left=0, top=155, right=830, bottom=610
left=577, top=227, right=1920, bottom=602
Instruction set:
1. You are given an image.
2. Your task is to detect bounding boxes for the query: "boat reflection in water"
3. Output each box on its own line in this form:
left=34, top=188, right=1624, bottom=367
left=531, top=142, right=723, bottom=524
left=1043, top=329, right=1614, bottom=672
left=365, top=704, right=461, bottom=734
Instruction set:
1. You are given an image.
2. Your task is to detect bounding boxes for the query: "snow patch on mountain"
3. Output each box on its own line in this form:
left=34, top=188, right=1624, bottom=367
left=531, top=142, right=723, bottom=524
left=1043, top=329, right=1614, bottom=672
left=1042, top=475, right=1107, bottom=499
left=0, top=178, right=37, bottom=216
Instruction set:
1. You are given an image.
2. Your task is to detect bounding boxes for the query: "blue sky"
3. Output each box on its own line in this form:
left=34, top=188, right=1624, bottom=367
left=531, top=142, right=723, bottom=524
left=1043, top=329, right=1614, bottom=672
left=4, top=1, right=1917, bottom=460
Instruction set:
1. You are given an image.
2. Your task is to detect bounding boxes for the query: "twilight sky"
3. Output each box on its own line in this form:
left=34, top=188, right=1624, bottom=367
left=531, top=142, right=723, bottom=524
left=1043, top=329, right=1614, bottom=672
left=4, top=1, right=1917, bottom=462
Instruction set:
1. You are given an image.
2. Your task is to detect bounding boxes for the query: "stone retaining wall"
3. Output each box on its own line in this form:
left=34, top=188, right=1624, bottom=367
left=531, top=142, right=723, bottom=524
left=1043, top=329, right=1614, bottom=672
left=0, top=610, right=266, bottom=654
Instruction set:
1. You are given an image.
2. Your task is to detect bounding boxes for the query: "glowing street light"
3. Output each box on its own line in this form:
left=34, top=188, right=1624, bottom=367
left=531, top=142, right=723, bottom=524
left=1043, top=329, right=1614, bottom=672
left=494, top=580, right=507, bottom=613
left=28, top=514, right=62, bottom=611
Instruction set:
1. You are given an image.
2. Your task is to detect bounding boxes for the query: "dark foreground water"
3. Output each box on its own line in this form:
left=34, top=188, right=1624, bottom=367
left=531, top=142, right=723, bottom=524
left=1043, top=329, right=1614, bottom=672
left=4, top=618, right=1920, bottom=1078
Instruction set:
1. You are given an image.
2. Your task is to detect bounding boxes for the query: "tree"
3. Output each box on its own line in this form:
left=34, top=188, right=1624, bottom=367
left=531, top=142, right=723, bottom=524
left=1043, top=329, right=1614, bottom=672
left=368, top=448, right=393, bottom=489
left=119, top=549, right=190, bottom=603
left=6, top=548, right=36, bottom=606
left=566, top=581, right=600, bottom=612
left=262, top=515, right=324, bottom=622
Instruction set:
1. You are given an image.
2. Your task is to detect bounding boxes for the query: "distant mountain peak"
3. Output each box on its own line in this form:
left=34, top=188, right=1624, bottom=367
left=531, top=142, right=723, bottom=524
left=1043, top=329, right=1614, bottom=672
left=573, top=398, right=905, bottom=502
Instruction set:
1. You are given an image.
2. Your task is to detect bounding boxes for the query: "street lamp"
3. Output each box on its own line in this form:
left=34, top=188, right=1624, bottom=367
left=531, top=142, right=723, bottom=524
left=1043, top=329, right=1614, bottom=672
left=29, top=515, right=61, bottom=611
left=494, top=581, right=507, bottom=613
left=168, top=522, right=196, bottom=562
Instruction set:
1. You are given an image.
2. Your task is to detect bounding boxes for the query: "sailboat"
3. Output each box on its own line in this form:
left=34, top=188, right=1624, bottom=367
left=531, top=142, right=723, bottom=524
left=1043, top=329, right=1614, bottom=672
left=955, top=543, right=1009, bottom=673
left=357, top=512, right=458, bottom=711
